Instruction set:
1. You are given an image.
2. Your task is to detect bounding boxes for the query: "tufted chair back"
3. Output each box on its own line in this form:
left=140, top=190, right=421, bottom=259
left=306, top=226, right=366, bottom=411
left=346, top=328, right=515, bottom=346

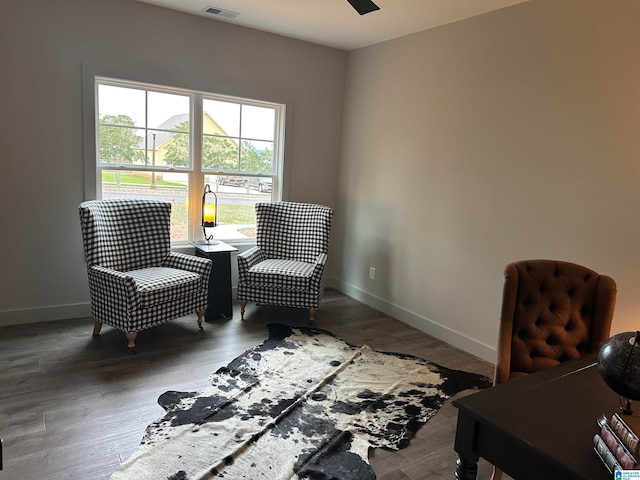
left=494, top=259, right=616, bottom=385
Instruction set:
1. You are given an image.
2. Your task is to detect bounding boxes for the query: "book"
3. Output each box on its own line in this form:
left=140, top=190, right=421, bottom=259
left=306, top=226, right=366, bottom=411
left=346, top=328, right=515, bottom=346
left=594, top=433, right=624, bottom=474
left=610, top=412, right=640, bottom=457
left=597, top=415, right=639, bottom=470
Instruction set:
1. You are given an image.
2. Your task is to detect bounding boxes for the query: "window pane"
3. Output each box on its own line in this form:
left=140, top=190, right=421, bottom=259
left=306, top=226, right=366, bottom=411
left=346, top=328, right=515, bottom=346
left=155, top=113, right=190, bottom=132
left=95, top=77, right=284, bottom=244
left=202, top=135, right=239, bottom=171
left=98, top=126, right=146, bottom=165
left=101, top=170, right=188, bottom=241
left=203, top=99, right=240, bottom=137
left=98, top=84, right=146, bottom=127
left=202, top=174, right=273, bottom=241
left=148, top=129, right=190, bottom=168
left=148, top=91, right=190, bottom=129
left=240, top=140, right=273, bottom=173
left=241, top=105, right=275, bottom=141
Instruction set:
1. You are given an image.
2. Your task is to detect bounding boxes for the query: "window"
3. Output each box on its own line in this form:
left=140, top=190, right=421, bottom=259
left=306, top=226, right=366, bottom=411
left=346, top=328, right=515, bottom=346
left=94, top=77, right=284, bottom=243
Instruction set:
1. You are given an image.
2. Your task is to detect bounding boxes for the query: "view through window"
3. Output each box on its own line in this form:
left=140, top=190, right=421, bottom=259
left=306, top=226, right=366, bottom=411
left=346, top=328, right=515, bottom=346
left=95, top=77, right=284, bottom=242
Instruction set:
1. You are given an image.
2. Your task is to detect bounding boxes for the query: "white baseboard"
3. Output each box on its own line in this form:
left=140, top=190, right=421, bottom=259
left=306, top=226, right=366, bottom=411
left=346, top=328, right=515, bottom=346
left=0, top=288, right=242, bottom=329
left=0, top=303, right=92, bottom=328
left=1, top=282, right=496, bottom=365
left=326, top=277, right=496, bottom=365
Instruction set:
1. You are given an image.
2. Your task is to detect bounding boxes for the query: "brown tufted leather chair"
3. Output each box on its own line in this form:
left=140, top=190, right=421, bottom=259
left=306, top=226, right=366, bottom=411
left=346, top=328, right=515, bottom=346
left=491, top=259, right=616, bottom=480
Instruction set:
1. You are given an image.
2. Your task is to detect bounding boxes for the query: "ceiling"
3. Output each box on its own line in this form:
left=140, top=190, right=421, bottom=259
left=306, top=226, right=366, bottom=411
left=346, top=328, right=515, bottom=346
left=134, top=0, right=530, bottom=51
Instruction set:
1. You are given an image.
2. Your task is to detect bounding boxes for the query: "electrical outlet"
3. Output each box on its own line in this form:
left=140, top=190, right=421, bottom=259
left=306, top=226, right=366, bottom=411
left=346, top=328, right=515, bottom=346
left=369, top=267, right=376, bottom=280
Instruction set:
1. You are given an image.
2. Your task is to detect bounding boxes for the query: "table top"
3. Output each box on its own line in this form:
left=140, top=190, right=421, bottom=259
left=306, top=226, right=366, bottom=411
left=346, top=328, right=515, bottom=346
left=190, top=240, right=238, bottom=254
left=453, top=355, right=620, bottom=480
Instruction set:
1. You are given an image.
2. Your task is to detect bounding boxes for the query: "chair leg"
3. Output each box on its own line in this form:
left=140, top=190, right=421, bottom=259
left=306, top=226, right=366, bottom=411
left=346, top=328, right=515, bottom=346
left=309, top=309, right=317, bottom=323
left=126, top=332, right=138, bottom=355
left=491, top=466, right=503, bottom=480
left=196, top=309, right=205, bottom=330
left=92, top=320, right=102, bottom=336
left=240, top=300, right=247, bottom=319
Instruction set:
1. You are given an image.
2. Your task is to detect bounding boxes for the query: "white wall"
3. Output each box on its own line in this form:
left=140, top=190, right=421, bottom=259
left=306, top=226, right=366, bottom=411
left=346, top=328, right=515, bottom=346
left=0, top=0, right=346, bottom=325
left=332, top=0, right=640, bottom=362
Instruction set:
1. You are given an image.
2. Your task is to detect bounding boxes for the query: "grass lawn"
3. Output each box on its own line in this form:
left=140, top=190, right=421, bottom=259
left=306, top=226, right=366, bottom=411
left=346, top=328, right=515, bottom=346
left=103, top=171, right=257, bottom=234
left=172, top=202, right=255, bottom=224
left=102, top=172, right=186, bottom=189
left=172, top=203, right=255, bottom=224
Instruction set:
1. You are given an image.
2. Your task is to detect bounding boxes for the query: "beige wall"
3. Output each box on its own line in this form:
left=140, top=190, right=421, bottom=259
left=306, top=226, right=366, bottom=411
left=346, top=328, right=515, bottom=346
left=0, top=0, right=345, bottom=324
left=333, top=0, right=640, bottom=362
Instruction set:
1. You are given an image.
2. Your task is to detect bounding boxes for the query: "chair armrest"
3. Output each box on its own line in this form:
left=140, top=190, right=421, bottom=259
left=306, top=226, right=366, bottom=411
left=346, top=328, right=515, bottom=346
left=165, top=252, right=212, bottom=292
left=237, top=246, right=266, bottom=270
left=87, top=265, right=141, bottom=313
left=237, top=247, right=265, bottom=287
left=307, top=253, right=328, bottom=293
left=310, top=253, right=328, bottom=278
left=313, top=253, right=328, bottom=267
left=165, top=251, right=212, bottom=274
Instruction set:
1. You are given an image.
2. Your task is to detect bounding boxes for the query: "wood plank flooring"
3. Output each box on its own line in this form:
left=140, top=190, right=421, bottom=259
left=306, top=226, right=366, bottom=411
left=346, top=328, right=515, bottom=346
left=0, top=289, right=496, bottom=479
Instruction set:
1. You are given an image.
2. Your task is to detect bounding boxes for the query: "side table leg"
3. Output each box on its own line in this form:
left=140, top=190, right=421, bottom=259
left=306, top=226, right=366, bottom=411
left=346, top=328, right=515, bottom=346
left=455, top=455, right=479, bottom=480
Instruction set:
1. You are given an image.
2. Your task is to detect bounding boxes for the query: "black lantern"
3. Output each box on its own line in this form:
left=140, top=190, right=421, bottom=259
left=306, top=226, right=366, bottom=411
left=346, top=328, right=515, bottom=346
left=598, top=331, right=640, bottom=415
left=201, top=184, right=218, bottom=244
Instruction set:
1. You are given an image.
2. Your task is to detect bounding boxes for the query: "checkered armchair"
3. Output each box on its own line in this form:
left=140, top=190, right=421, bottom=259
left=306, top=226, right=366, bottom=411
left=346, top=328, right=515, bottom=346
left=237, top=202, right=333, bottom=322
left=79, top=199, right=212, bottom=353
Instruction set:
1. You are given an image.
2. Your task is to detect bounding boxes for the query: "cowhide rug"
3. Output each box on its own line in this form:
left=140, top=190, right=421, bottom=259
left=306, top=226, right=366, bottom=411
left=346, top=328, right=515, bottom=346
left=110, top=323, right=492, bottom=480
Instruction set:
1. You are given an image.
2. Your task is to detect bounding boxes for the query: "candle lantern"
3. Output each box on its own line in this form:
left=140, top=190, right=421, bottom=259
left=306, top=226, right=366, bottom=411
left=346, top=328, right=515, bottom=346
left=201, top=184, right=218, bottom=244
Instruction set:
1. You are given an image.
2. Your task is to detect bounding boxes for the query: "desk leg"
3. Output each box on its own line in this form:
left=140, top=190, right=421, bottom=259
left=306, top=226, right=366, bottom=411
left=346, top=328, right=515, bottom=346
left=456, top=456, right=479, bottom=480
left=454, top=411, right=479, bottom=480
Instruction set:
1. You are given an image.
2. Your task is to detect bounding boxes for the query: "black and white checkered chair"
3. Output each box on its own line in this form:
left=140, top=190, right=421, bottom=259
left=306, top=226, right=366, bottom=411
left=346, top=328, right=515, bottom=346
left=237, top=202, right=333, bottom=322
left=79, top=199, right=212, bottom=353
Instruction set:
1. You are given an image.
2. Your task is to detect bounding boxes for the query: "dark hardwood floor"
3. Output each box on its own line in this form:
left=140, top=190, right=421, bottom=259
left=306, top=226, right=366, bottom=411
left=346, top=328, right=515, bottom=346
left=0, top=289, right=495, bottom=479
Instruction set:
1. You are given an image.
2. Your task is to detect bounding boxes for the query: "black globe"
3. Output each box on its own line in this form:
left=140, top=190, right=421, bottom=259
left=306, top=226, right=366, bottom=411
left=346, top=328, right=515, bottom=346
left=598, top=331, right=640, bottom=400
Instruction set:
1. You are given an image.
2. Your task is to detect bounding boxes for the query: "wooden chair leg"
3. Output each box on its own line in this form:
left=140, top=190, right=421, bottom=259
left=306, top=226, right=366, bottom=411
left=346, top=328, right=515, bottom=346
left=309, top=309, right=317, bottom=323
left=491, top=466, right=503, bottom=480
left=92, top=320, right=102, bottom=336
left=126, top=332, right=138, bottom=355
left=196, top=309, right=205, bottom=330
left=240, top=300, right=247, bottom=319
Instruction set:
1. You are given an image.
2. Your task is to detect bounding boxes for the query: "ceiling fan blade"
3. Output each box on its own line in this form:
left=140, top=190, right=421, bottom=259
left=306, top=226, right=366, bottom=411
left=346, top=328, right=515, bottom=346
left=347, top=0, right=380, bottom=15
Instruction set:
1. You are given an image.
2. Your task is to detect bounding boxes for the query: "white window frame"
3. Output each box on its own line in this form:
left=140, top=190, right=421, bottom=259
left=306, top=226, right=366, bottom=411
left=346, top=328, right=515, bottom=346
left=86, top=75, right=286, bottom=245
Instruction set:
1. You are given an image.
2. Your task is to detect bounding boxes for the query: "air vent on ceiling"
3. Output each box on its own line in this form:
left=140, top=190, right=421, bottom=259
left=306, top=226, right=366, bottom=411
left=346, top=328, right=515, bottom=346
left=202, top=6, right=240, bottom=19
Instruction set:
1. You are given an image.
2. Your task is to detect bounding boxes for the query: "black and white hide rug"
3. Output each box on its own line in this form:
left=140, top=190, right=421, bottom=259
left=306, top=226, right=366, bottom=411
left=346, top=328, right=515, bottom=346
left=110, top=323, right=492, bottom=480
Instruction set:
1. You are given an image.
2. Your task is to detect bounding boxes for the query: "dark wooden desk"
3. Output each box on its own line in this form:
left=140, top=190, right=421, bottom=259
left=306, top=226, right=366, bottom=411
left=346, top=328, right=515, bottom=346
left=192, top=241, right=238, bottom=320
left=453, top=356, right=619, bottom=480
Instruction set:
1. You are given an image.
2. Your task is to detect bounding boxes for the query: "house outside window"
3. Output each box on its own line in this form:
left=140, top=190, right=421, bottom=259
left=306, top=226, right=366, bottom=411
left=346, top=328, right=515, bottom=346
left=94, top=77, right=285, bottom=243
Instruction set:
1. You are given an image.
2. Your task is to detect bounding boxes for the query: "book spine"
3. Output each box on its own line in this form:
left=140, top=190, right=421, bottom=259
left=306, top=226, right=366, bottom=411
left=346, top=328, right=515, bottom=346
left=611, top=413, right=640, bottom=457
left=594, top=434, right=624, bottom=474
left=601, top=423, right=639, bottom=470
